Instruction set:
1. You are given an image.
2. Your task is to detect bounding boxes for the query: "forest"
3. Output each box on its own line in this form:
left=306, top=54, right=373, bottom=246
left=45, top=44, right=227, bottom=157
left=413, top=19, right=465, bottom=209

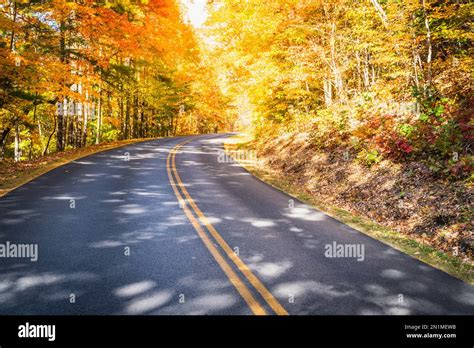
left=0, top=0, right=231, bottom=161
left=205, top=0, right=472, bottom=176
left=0, top=0, right=472, bottom=171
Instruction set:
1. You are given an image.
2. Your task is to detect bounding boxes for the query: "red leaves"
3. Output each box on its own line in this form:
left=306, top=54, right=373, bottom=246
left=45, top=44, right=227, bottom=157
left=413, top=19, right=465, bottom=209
left=397, top=139, right=413, bottom=154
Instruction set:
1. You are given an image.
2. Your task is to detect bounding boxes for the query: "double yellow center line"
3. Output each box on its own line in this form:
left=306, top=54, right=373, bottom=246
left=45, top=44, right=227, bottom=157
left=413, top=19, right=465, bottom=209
left=166, top=138, right=289, bottom=315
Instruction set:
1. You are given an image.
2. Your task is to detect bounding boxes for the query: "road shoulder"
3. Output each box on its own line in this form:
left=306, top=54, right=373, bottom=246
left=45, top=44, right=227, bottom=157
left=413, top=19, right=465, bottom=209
left=0, top=138, right=159, bottom=197
left=224, top=133, right=473, bottom=285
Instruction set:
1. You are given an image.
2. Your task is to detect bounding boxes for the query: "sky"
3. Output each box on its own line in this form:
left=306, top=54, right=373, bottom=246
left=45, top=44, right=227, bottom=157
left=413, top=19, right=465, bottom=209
left=181, top=0, right=208, bottom=28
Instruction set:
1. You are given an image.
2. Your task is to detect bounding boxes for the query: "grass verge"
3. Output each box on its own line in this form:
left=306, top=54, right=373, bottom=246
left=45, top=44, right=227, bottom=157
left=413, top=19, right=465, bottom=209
left=0, top=138, right=158, bottom=197
left=224, top=133, right=474, bottom=284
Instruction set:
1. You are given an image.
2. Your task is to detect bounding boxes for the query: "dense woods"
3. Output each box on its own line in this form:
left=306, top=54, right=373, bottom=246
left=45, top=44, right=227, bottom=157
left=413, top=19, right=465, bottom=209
left=206, top=0, right=472, bottom=178
left=1, top=0, right=472, bottom=173
left=0, top=0, right=231, bottom=162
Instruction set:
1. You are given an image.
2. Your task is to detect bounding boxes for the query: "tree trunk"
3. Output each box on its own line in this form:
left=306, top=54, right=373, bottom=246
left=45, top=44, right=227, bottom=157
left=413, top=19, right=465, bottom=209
left=14, top=120, right=21, bottom=162
left=1, top=128, right=11, bottom=160
left=119, top=95, right=124, bottom=140
left=57, top=19, right=67, bottom=152
left=37, top=119, right=44, bottom=154
left=422, top=0, right=432, bottom=89
left=370, top=0, right=388, bottom=28
left=82, top=101, right=88, bottom=147
left=125, top=95, right=130, bottom=139
left=363, top=48, right=370, bottom=88
left=9, top=1, right=17, bottom=51
left=324, top=78, right=332, bottom=107
left=43, top=113, right=57, bottom=156
left=140, top=109, right=145, bottom=138
left=132, top=93, right=139, bottom=138
left=34, top=99, right=44, bottom=154
left=96, top=87, right=102, bottom=144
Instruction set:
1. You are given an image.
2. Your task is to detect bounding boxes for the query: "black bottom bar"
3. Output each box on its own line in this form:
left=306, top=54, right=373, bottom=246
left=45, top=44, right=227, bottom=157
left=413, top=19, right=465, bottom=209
left=0, top=315, right=472, bottom=346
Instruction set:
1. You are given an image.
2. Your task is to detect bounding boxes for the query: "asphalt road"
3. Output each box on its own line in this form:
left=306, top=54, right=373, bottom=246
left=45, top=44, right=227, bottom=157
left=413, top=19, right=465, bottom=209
left=0, top=134, right=472, bottom=315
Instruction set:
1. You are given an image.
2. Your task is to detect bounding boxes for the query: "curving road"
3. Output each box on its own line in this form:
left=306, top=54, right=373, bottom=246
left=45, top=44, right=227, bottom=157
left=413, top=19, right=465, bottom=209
left=0, top=134, right=472, bottom=315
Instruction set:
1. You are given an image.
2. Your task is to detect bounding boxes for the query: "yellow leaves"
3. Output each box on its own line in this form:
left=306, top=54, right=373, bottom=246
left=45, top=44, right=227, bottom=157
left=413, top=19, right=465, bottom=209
left=106, top=116, right=121, bottom=128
